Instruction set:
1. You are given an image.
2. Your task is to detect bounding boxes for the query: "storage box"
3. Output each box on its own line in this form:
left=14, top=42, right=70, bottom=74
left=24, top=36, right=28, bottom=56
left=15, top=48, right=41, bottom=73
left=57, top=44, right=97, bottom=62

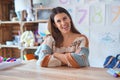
left=35, top=8, right=52, bottom=21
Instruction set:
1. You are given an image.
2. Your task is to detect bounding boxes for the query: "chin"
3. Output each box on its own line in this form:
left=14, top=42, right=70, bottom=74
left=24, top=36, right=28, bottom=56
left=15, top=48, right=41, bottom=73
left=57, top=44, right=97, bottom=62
left=62, top=31, right=70, bottom=34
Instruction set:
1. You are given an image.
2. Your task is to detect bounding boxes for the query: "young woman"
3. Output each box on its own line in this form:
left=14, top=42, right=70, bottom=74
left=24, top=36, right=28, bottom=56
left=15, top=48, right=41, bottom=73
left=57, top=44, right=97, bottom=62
left=35, top=7, right=89, bottom=68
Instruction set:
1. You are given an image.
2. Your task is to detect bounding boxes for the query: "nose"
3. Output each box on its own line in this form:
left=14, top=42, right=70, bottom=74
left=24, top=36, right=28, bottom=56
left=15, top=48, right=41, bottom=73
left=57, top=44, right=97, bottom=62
left=61, top=20, right=66, bottom=25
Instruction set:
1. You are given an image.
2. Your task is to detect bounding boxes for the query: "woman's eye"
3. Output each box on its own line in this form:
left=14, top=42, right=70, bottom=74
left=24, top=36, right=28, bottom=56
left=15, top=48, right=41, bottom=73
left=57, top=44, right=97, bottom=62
left=63, top=17, right=67, bottom=20
left=57, top=20, right=61, bottom=23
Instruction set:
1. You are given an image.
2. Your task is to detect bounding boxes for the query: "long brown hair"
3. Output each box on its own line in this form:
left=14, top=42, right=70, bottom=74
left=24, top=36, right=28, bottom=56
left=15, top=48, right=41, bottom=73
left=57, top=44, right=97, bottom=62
left=48, top=7, right=80, bottom=47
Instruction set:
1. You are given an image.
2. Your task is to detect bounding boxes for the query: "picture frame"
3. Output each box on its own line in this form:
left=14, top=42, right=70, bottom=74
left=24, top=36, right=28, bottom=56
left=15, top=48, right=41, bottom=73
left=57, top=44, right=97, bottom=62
left=35, top=8, right=52, bottom=21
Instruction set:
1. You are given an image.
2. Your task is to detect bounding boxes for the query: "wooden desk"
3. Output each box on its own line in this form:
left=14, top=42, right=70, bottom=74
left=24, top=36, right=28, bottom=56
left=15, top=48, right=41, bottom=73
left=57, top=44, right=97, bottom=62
left=0, top=60, right=119, bottom=80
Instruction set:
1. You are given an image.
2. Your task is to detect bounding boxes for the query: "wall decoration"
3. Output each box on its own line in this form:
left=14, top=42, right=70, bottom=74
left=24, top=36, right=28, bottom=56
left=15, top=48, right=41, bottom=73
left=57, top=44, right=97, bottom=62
left=67, top=8, right=74, bottom=18
left=90, top=4, right=105, bottom=25
left=85, top=0, right=99, bottom=4
left=75, top=5, right=89, bottom=26
left=59, top=0, right=71, bottom=4
left=109, top=4, right=120, bottom=25
left=99, top=32, right=116, bottom=44
left=99, top=0, right=113, bottom=4
left=71, top=0, right=84, bottom=4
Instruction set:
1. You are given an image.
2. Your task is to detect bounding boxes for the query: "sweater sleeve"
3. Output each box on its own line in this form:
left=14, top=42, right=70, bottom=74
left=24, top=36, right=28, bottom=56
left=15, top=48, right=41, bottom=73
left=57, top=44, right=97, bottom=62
left=35, top=36, right=62, bottom=67
left=64, top=35, right=89, bottom=68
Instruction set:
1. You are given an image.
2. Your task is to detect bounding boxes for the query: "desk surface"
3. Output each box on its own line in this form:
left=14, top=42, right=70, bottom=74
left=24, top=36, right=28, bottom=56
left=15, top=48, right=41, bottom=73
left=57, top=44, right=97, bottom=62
left=0, top=60, right=119, bottom=80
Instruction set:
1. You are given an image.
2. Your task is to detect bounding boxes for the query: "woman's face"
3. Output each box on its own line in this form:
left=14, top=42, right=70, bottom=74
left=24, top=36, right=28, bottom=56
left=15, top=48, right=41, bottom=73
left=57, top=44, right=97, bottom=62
left=54, top=13, right=71, bottom=34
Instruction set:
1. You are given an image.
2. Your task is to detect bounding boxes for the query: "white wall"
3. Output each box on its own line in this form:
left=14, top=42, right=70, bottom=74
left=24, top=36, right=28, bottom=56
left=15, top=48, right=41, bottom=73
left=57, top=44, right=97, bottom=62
left=42, top=0, right=120, bottom=67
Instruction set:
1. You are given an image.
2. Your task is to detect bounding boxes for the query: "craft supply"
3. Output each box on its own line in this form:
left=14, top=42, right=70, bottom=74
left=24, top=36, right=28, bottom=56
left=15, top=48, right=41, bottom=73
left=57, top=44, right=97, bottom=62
left=6, top=58, right=12, bottom=62
left=0, top=56, right=3, bottom=63
left=107, top=68, right=118, bottom=77
left=116, top=71, right=120, bottom=77
left=3, top=58, right=7, bottom=61
left=0, top=58, right=22, bottom=70
left=6, top=58, right=16, bottom=62
left=10, top=58, right=16, bottom=62
left=114, top=69, right=120, bottom=77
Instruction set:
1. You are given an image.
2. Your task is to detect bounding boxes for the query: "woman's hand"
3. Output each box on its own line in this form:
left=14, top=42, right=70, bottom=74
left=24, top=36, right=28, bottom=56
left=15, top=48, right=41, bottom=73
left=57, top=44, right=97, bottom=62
left=53, top=53, right=67, bottom=65
left=75, top=47, right=81, bottom=54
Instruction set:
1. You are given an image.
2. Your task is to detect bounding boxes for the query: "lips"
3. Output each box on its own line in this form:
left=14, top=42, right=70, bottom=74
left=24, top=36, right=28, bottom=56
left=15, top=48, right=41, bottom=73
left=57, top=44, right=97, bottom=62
left=63, top=26, right=69, bottom=31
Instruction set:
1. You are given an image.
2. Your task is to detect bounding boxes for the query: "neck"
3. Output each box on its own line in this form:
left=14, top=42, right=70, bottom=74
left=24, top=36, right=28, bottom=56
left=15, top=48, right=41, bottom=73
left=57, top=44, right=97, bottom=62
left=62, top=32, right=73, bottom=39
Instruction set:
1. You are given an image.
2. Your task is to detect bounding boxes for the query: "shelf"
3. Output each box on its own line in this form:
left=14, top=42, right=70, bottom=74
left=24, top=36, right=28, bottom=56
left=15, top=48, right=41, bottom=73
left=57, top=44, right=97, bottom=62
left=24, top=46, right=38, bottom=49
left=0, top=20, right=48, bottom=24
left=0, top=44, right=19, bottom=48
left=0, top=44, right=38, bottom=50
left=23, top=20, right=48, bottom=24
left=1, top=21, right=20, bottom=24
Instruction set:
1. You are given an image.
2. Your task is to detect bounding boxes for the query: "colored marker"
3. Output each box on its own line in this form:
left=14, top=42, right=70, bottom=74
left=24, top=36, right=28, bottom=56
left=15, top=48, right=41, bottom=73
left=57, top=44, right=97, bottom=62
left=10, top=58, right=16, bottom=62
left=115, top=70, right=120, bottom=77
left=6, top=58, right=11, bottom=62
left=6, top=58, right=16, bottom=62
left=3, top=58, right=7, bottom=61
left=107, top=68, right=118, bottom=77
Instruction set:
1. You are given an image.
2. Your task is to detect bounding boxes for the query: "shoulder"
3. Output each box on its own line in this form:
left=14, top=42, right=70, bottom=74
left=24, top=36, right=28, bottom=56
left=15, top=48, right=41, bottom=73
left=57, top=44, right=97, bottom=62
left=41, top=35, right=55, bottom=49
left=74, top=33, right=88, bottom=41
left=73, top=34, right=89, bottom=47
left=44, top=35, right=54, bottom=41
left=42, top=35, right=55, bottom=45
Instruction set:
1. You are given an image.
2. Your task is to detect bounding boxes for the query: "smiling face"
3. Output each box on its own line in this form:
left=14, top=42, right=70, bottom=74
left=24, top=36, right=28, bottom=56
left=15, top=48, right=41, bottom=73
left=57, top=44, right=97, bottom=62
left=54, top=13, right=71, bottom=34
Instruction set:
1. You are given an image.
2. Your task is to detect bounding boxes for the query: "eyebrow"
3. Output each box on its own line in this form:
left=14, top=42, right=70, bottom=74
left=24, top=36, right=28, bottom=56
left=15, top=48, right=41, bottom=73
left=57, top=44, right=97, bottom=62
left=56, top=16, right=67, bottom=22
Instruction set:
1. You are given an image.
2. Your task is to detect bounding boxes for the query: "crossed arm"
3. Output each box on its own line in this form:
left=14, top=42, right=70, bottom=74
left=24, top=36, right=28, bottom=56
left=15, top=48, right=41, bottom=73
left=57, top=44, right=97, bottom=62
left=35, top=36, right=89, bottom=68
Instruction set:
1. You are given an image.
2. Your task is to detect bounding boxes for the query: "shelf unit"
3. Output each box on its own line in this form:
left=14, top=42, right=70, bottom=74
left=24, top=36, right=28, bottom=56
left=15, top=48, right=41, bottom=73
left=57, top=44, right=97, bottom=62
left=0, top=0, right=52, bottom=59
left=0, top=20, right=48, bottom=59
